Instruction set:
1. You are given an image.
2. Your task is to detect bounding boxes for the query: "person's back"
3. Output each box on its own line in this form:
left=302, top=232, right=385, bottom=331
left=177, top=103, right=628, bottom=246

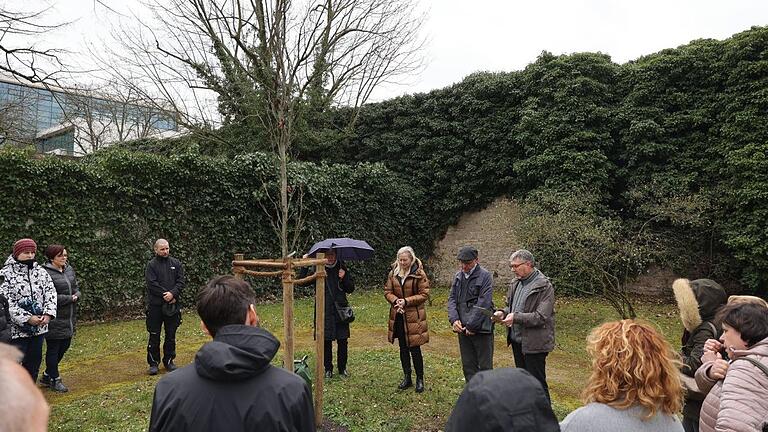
left=149, top=276, right=315, bottom=432
left=150, top=325, right=314, bottom=432
left=560, top=403, right=683, bottom=432
left=445, top=368, right=559, bottom=432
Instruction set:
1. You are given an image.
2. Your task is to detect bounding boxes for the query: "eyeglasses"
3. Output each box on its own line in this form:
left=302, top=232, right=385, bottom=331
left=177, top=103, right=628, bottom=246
left=509, top=262, right=529, bottom=270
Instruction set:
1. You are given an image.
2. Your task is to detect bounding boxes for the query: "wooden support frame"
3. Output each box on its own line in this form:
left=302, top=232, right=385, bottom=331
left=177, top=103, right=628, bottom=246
left=232, top=252, right=327, bottom=428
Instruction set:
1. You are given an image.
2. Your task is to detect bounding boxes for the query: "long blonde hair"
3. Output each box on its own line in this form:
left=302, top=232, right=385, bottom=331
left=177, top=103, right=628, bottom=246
left=392, top=246, right=417, bottom=278
left=582, top=320, right=683, bottom=418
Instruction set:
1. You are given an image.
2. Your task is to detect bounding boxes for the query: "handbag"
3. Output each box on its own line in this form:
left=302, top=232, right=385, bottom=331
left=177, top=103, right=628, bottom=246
left=335, top=302, right=355, bottom=323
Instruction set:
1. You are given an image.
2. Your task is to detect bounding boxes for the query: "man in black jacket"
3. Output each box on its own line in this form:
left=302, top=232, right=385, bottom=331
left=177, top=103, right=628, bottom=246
left=145, top=239, right=185, bottom=375
left=149, top=275, right=315, bottom=432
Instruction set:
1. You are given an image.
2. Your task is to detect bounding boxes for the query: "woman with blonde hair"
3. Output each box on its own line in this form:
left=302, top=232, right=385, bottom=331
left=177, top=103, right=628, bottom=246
left=384, top=246, right=430, bottom=393
left=560, top=320, right=684, bottom=432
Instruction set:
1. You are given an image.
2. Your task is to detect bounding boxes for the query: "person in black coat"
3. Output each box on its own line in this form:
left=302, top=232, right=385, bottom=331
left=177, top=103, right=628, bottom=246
left=0, top=293, right=10, bottom=344
left=149, top=275, right=315, bottom=432
left=40, top=244, right=81, bottom=393
left=300, top=249, right=355, bottom=378
left=445, top=368, right=560, bottom=432
left=145, top=239, right=185, bottom=375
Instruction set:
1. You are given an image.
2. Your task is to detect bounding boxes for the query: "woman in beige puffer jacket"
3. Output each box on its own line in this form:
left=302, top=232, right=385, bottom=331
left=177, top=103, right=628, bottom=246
left=695, top=302, right=768, bottom=432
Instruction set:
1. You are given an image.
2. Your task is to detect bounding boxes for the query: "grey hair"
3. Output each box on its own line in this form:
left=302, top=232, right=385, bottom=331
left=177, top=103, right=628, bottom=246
left=510, top=249, right=535, bottom=264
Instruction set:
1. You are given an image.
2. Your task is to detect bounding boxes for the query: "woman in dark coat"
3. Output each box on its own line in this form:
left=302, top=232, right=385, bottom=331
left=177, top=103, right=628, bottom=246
left=384, top=246, right=430, bottom=393
left=41, top=244, right=81, bottom=392
left=301, top=248, right=355, bottom=378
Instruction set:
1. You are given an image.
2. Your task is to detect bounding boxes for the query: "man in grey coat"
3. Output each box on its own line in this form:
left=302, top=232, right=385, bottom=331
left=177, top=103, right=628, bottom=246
left=494, top=249, right=555, bottom=401
left=447, top=246, right=495, bottom=384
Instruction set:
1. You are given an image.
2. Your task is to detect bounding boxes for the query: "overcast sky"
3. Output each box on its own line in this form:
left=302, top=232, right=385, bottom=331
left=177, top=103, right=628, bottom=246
left=40, top=0, right=768, bottom=101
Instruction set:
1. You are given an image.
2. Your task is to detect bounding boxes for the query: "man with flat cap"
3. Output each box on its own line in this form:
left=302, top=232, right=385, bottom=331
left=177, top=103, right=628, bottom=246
left=447, top=245, right=495, bottom=383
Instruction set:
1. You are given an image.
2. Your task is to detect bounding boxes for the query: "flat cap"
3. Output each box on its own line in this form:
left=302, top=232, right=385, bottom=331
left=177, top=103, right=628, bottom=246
left=457, top=245, right=478, bottom=261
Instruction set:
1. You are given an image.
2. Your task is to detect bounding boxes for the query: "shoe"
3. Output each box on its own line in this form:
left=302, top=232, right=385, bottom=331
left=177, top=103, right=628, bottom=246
left=50, top=377, right=69, bottom=393
left=324, top=370, right=333, bottom=379
left=398, top=374, right=413, bottom=390
left=39, top=373, right=51, bottom=387
left=148, top=365, right=159, bottom=375
left=164, top=361, right=177, bottom=372
left=338, top=369, right=349, bottom=378
left=415, top=377, right=425, bottom=393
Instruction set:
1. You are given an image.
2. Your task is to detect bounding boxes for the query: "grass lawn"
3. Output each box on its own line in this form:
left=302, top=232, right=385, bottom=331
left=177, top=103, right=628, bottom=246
left=45, top=285, right=680, bottom=431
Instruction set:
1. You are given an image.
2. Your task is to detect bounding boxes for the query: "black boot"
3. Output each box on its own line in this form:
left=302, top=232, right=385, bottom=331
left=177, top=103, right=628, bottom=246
left=415, top=376, right=424, bottom=393
left=398, top=373, right=412, bottom=390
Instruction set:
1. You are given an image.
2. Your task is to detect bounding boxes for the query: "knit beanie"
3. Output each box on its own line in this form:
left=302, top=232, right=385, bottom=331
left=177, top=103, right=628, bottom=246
left=12, top=238, right=37, bottom=258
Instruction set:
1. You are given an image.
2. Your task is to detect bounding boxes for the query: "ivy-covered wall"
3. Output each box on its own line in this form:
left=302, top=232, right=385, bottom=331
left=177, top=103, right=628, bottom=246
left=295, top=26, right=768, bottom=293
left=0, top=148, right=430, bottom=316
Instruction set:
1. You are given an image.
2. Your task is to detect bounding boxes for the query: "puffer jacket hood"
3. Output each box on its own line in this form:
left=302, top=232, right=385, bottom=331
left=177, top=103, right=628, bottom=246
left=195, top=324, right=280, bottom=381
left=445, top=368, right=560, bottom=432
left=673, top=278, right=727, bottom=332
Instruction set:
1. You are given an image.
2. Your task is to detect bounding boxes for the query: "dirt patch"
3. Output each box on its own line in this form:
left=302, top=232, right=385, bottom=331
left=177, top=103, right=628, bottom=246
left=320, top=418, right=349, bottom=432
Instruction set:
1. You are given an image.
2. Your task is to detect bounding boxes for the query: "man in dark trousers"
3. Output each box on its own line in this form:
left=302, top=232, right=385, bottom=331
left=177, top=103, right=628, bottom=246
left=494, top=249, right=555, bottom=401
left=145, top=238, right=184, bottom=375
left=149, top=275, right=315, bottom=432
left=447, top=245, right=495, bottom=384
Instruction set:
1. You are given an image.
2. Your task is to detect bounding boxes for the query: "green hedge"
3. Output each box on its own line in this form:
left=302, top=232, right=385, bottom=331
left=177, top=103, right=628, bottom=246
left=295, top=27, right=768, bottom=293
left=0, top=147, right=430, bottom=317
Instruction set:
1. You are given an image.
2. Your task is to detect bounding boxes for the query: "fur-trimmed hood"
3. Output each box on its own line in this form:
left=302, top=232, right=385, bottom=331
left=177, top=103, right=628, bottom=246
left=673, top=278, right=727, bottom=332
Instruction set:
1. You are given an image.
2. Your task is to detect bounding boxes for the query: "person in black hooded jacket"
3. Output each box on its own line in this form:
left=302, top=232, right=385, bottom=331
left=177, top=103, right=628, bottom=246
left=672, top=278, right=728, bottom=432
left=445, top=368, right=560, bottom=432
left=149, top=275, right=315, bottom=432
left=0, top=292, right=10, bottom=343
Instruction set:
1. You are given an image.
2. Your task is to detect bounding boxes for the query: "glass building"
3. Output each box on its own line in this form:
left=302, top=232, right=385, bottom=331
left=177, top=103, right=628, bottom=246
left=0, top=75, right=177, bottom=156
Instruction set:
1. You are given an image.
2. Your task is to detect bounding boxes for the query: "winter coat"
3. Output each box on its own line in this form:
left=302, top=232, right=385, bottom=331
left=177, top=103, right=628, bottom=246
left=673, top=278, right=727, bottom=420
left=560, top=403, right=684, bottom=432
left=385, top=259, right=430, bottom=347
left=42, top=263, right=81, bottom=340
left=674, top=278, right=728, bottom=376
left=445, top=368, right=560, bottom=432
left=0, top=255, right=56, bottom=339
left=149, top=325, right=315, bottom=432
left=696, top=336, right=768, bottom=432
left=502, top=270, right=555, bottom=354
left=145, top=255, right=185, bottom=307
left=447, top=265, right=494, bottom=334
left=299, top=260, right=355, bottom=341
left=0, top=293, right=10, bottom=343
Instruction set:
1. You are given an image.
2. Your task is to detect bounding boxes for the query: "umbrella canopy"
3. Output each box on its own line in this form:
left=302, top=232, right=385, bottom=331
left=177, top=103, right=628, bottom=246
left=307, top=237, right=375, bottom=261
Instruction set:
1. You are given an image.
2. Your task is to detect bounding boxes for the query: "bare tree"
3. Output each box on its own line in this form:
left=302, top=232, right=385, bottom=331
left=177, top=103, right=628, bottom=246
left=100, top=0, right=425, bottom=256
left=49, top=81, right=174, bottom=155
left=0, top=4, right=67, bottom=83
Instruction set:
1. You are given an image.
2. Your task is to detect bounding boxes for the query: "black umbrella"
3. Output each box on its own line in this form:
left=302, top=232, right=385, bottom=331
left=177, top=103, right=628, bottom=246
left=306, top=237, right=374, bottom=261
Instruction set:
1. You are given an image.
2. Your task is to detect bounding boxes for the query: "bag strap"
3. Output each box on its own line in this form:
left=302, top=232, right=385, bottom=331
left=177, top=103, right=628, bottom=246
left=705, top=321, right=717, bottom=337
left=734, top=356, right=768, bottom=378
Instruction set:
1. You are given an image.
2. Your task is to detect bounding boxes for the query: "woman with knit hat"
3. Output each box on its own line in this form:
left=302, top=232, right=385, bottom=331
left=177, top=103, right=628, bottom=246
left=0, top=238, right=57, bottom=381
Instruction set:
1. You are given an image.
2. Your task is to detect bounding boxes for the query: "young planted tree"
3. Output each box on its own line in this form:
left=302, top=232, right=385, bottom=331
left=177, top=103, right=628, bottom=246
left=99, top=0, right=425, bottom=256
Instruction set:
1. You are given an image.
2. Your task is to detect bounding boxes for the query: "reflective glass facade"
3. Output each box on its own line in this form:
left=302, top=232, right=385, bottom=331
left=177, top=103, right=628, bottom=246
left=0, top=78, right=177, bottom=155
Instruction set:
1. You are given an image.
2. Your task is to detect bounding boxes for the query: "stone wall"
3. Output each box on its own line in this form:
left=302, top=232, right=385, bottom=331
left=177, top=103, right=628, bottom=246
left=428, top=198, right=521, bottom=289
left=428, top=197, right=680, bottom=297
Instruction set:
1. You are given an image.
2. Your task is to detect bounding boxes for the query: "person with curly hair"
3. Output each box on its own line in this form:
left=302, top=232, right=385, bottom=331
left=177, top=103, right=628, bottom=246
left=560, top=320, right=684, bottom=432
